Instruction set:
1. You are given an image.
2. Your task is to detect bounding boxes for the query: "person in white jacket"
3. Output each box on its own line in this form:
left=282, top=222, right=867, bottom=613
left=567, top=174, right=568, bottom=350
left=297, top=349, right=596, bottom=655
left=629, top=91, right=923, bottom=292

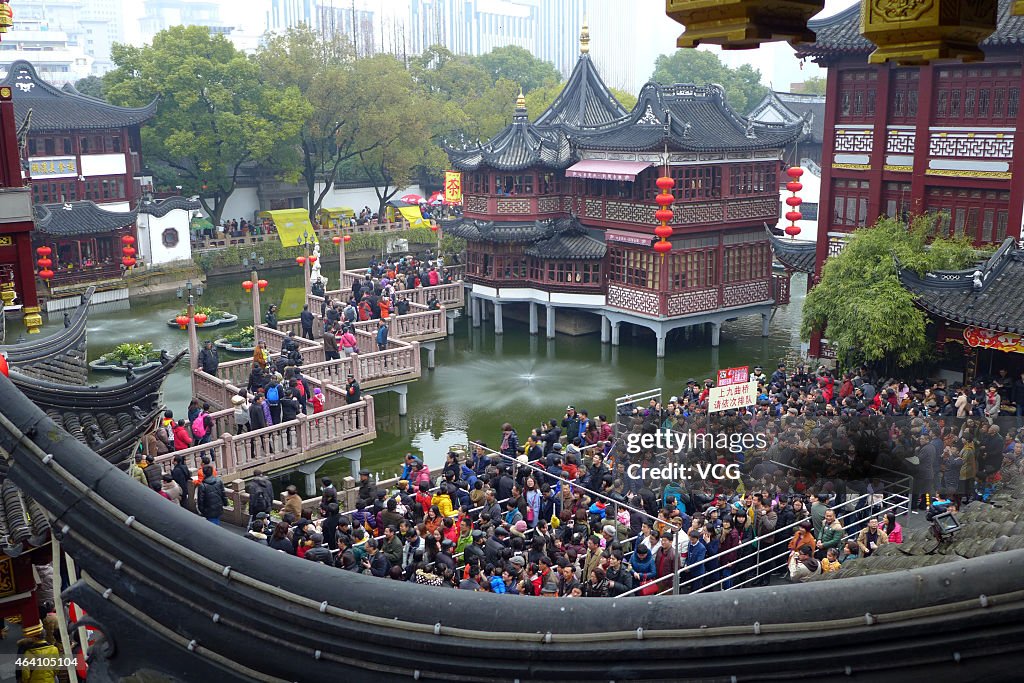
left=788, top=544, right=822, bottom=582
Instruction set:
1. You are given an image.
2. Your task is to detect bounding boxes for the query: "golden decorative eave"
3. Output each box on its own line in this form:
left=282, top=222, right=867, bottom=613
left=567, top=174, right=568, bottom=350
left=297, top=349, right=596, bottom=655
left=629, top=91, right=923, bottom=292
left=666, top=0, right=823, bottom=49
left=861, top=0, right=998, bottom=65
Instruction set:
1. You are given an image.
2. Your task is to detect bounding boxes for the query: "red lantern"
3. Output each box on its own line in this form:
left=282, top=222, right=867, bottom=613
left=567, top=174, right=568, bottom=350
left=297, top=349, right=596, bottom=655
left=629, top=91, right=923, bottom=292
left=332, top=236, right=341, bottom=245
left=194, top=313, right=208, bottom=325
left=122, top=246, right=136, bottom=257
left=38, top=269, right=54, bottom=280
left=122, top=256, right=136, bottom=268
left=242, top=280, right=254, bottom=292
left=0, top=354, right=8, bottom=378
left=653, top=175, right=675, bottom=256
left=308, top=255, right=318, bottom=265
left=343, top=235, right=351, bottom=243
left=784, top=166, right=804, bottom=238
left=175, top=314, right=189, bottom=330
left=121, top=235, right=135, bottom=245
left=36, top=245, right=52, bottom=257
left=36, top=258, right=52, bottom=269
left=257, top=279, right=268, bottom=292
left=296, top=256, right=306, bottom=266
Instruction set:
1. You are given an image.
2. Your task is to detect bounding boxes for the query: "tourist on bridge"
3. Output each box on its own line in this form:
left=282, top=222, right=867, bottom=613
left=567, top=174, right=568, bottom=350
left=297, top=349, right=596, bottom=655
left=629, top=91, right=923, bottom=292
left=196, top=465, right=228, bottom=526
left=265, top=304, right=279, bottom=330
left=300, top=304, right=315, bottom=340
left=247, top=469, right=274, bottom=525
left=323, top=324, right=340, bottom=361
left=265, top=378, right=283, bottom=424
left=344, top=374, right=361, bottom=404
left=171, top=454, right=191, bottom=509
left=339, top=326, right=358, bottom=357
left=161, top=473, right=182, bottom=505
left=376, top=320, right=389, bottom=351
left=172, top=419, right=192, bottom=451
left=427, top=293, right=440, bottom=310
left=253, top=341, right=269, bottom=370
left=198, top=339, right=219, bottom=377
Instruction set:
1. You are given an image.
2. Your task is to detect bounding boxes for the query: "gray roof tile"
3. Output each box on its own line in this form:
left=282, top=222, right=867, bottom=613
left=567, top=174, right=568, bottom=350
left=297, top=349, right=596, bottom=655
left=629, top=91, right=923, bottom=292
left=35, top=200, right=137, bottom=236
left=534, top=54, right=628, bottom=128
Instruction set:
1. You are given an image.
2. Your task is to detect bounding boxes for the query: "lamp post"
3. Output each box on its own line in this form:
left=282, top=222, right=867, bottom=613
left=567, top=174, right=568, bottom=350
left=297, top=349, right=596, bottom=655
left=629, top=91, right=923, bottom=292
left=297, top=230, right=315, bottom=295
left=242, top=251, right=265, bottom=327
left=176, top=279, right=205, bottom=393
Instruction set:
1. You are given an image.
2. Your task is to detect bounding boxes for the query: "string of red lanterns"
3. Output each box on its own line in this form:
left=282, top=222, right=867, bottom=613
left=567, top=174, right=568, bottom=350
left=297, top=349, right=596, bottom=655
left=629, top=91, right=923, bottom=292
left=296, top=256, right=306, bottom=266
left=36, top=245, right=54, bottom=281
left=241, top=279, right=269, bottom=293
left=121, top=234, right=137, bottom=269
left=653, top=175, right=675, bottom=255
left=784, top=167, right=804, bottom=238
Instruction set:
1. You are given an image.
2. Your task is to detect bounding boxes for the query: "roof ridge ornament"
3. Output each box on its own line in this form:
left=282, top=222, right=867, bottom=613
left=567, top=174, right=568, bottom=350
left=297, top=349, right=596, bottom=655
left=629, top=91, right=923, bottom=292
left=514, top=87, right=528, bottom=121
left=580, top=17, right=590, bottom=54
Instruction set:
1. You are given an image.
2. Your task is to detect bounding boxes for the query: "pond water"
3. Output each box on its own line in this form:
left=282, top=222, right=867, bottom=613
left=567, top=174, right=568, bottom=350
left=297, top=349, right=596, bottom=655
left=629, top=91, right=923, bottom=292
left=16, top=268, right=808, bottom=488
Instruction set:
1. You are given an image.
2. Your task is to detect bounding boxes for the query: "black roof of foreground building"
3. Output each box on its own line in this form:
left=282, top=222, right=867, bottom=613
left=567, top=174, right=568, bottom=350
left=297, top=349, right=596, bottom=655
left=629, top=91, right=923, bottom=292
left=137, top=196, right=203, bottom=218
left=748, top=91, right=824, bottom=145
left=525, top=217, right=607, bottom=260
left=533, top=51, right=628, bottom=129
left=898, top=237, right=1024, bottom=334
left=34, top=200, right=137, bottom=236
left=1, top=60, right=157, bottom=132
left=574, top=83, right=804, bottom=153
left=443, top=217, right=557, bottom=243
left=767, top=225, right=817, bottom=274
left=796, top=0, right=1024, bottom=61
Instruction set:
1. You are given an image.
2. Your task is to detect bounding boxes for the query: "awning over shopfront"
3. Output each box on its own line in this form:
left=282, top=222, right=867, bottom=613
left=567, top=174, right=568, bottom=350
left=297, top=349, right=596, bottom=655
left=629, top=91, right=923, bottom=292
left=259, top=209, right=317, bottom=246
left=564, top=159, right=653, bottom=182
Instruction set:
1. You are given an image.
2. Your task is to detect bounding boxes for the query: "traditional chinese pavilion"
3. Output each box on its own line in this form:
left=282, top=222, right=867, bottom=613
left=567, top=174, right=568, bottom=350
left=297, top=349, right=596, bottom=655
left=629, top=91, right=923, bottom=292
left=33, top=201, right=137, bottom=287
left=795, top=0, right=1024, bottom=359
left=747, top=90, right=824, bottom=167
left=445, top=25, right=802, bottom=356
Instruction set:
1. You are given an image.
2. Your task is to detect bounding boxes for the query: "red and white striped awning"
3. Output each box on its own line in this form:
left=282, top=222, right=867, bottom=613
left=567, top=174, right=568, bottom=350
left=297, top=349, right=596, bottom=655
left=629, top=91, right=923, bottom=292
left=564, top=159, right=653, bottom=182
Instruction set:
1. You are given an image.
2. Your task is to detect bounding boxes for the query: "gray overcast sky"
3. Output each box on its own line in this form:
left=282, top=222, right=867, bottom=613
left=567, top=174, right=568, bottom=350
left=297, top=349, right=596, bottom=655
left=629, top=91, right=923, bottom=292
left=121, top=0, right=857, bottom=93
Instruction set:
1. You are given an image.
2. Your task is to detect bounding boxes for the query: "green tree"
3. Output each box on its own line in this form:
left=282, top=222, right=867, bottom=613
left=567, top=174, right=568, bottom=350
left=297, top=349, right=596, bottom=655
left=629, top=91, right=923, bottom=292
left=797, top=76, right=827, bottom=95
left=524, top=82, right=637, bottom=121
left=255, top=27, right=395, bottom=223
left=74, top=75, right=106, bottom=100
left=801, top=216, right=976, bottom=367
left=104, top=26, right=310, bottom=226
left=650, top=50, right=768, bottom=113
left=351, top=55, right=447, bottom=215
left=475, top=45, right=561, bottom=93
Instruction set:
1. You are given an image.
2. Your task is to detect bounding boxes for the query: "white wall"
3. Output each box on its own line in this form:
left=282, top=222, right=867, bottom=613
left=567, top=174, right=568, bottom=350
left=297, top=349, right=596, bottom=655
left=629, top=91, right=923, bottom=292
left=776, top=166, right=821, bottom=242
left=79, top=153, right=127, bottom=178
left=315, top=183, right=425, bottom=215
left=137, top=209, right=194, bottom=266
left=212, top=187, right=261, bottom=224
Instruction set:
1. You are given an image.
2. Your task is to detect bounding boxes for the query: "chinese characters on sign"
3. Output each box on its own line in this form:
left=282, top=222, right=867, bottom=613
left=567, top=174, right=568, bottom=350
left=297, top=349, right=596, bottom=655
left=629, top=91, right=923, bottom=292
left=28, top=156, right=78, bottom=179
left=963, top=326, right=1024, bottom=354
left=708, top=380, right=758, bottom=414
left=444, top=170, right=462, bottom=204
left=717, top=366, right=749, bottom=387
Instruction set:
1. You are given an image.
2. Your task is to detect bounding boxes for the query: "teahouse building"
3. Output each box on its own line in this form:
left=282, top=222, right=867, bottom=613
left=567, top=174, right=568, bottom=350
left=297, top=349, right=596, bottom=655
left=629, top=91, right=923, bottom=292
left=445, top=25, right=802, bottom=356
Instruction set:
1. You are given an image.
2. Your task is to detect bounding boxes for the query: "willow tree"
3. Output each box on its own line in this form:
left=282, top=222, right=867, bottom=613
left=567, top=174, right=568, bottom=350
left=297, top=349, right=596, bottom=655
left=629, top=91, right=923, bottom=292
left=801, top=216, right=976, bottom=367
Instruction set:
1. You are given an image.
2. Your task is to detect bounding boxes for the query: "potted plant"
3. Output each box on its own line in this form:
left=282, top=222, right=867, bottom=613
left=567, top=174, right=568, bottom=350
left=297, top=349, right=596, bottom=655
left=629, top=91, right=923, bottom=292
left=214, top=325, right=256, bottom=353
left=90, top=341, right=165, bottom=372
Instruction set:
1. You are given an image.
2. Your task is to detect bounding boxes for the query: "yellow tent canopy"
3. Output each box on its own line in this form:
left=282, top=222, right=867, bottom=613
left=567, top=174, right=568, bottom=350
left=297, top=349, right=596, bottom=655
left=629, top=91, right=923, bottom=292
left=259, top=209, right=317, bottom=247
left=317, top=207, right=356, bottom=230
left=384, top=203, right=430, bottom=228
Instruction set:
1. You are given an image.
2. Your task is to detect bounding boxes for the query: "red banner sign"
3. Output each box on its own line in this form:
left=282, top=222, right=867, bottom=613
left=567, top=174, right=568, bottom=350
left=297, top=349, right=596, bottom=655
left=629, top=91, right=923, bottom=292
left=963, top=326, right=1024, bottom=354
left=717, top=366, right=749, bottom=386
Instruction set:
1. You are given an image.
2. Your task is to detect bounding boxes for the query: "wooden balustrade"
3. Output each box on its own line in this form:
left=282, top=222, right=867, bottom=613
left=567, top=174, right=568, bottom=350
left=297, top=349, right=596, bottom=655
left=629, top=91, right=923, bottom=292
left=352, top=341, right=420, bottom=383
left=217, top=358, right=253, bottom=388
left=193, top=369, right=235, bottom=409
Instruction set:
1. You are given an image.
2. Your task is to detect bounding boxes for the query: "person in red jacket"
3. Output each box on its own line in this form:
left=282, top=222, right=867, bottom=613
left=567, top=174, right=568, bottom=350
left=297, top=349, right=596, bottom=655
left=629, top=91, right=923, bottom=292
left=172, top=419, right=193, bottom=451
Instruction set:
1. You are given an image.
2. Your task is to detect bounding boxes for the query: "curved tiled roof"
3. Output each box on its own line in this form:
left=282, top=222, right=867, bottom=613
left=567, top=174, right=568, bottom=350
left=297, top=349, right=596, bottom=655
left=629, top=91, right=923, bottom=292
left=534, top=54, right=628, bottom=129
left=574, top=82, right=803, bottom=153
left=767, top=225, right=817, bottom=274
left=1, top=60, right=157, bottom=131
left=138, top=196, right=202, bottom=217
left=443, top=218, right=556, bottom=243
left=898, top=238, right=1024, bottom=333
left=748, top=91, right=824, bottom=144
left=35, top=200, right=137, bottom=236
left=797, top=0, right=1024, bottom=61
left=525, top=219, right=606, bottom=260
left=447, top=102, right=574, bottom=172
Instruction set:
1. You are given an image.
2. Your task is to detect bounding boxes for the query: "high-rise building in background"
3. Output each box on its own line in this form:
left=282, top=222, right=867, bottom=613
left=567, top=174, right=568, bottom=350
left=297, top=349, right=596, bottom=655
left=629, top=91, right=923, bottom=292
left=265, top=0, right=379, bottom=57
left=139, top=0, right=233, bottom=39
left=4, top=0, right=123, bottom=75
left=0, top=20, right=94, bottom=84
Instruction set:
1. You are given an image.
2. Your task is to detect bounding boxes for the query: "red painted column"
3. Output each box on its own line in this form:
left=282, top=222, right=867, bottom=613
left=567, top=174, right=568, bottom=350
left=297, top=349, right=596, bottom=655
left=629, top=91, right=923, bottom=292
left=909, top=64, right=934, bottom=215
left=1007, top=58, right=1024, bottom=240
left=813, top=61, right=841, bottom=280
left=866, top=62, right=891, bottom=225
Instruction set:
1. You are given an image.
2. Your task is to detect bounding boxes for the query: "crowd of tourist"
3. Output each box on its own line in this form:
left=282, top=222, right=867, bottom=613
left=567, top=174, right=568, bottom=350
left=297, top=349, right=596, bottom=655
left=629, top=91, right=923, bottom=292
left=226, top=361, right=1024, bottom=594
